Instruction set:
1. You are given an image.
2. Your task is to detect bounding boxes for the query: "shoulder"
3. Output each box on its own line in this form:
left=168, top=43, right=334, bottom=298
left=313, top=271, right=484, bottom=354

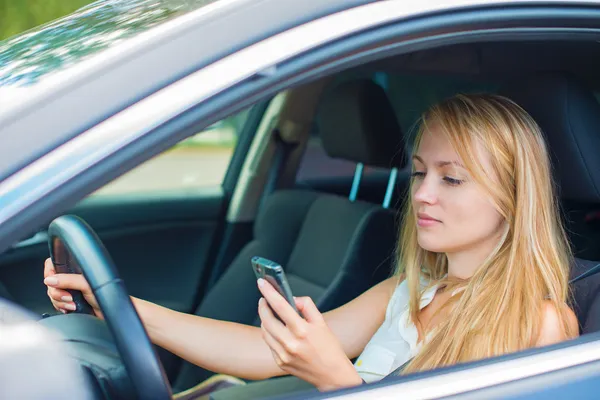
left=536, top=300, right=579, bottom=347
left=375, top=274, right=406, bottom=304
left=383, top=274, right=410, bottom=313
left=349, top=274, right=403, bottom=312
left=376, top=273, right=406, bottom=293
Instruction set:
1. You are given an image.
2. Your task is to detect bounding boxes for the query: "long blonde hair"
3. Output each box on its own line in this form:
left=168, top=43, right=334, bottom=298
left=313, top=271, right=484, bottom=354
left=396, top=93, right=576, bottom=373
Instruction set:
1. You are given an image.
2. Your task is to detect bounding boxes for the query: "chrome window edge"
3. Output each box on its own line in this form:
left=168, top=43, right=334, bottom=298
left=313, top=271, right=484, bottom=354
left=329, top=338, right=600, bottom=399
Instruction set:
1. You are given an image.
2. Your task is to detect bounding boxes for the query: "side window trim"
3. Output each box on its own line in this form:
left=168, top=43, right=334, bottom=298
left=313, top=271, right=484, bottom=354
left=223, top=99, right=272, bottom=194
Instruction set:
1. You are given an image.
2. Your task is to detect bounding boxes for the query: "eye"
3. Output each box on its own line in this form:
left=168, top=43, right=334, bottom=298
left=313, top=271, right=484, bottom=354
left=411, top=171, right=425, bottom=179
left=443, top=176, right=464, bottom=186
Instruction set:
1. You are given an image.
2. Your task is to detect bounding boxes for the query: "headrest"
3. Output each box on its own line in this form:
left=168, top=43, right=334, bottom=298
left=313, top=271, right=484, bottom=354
left=500, top=74, right=600, bottom=203
left=318, top=79, right=406, bottom=169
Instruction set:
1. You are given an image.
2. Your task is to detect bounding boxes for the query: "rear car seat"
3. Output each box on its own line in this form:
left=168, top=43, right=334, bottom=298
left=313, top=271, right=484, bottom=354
left=173, top=79, right=407, bottom=391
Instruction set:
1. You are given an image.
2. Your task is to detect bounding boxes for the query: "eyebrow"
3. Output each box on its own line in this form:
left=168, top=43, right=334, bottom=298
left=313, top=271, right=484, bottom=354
left=412, top=155, right=465, bottom=169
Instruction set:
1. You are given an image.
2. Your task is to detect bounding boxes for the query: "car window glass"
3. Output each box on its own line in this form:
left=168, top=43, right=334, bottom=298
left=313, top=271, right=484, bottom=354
left=92, top=107, right=250, bottom=196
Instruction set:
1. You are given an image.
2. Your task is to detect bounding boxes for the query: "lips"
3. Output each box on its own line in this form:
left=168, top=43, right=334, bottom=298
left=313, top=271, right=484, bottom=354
left=417, top=212, right=440, bottom=227
left=418, top=212, right=439, bottom=221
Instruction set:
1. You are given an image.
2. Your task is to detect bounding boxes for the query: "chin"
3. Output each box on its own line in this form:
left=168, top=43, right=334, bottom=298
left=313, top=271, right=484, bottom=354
left=416, top=233, right=448, bottom=253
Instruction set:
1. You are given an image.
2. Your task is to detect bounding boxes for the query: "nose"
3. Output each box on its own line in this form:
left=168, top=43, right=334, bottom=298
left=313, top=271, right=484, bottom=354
left=413, top=175, right=438, bottom=205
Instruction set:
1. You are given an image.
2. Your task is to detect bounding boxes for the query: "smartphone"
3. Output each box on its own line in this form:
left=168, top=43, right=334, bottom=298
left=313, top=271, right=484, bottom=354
left=251, top=256, right=299, bottom=314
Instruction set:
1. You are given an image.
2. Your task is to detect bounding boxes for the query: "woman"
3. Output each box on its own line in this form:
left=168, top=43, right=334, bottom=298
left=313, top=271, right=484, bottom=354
left=43, top=93, right=579, bottom=392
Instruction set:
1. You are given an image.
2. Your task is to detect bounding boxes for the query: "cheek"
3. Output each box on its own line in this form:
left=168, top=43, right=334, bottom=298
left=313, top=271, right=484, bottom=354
left=417, top=188, right=503, bottom=253
left=447, top=190, right=503, bottom=238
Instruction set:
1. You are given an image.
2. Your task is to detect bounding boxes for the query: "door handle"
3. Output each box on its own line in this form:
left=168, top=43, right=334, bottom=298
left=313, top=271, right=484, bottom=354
left=11, top=231, right=48, bottom=250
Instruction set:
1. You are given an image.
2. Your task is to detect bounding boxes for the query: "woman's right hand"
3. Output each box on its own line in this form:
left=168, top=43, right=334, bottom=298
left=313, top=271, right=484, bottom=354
left=43, top=257, right=102, bottom=318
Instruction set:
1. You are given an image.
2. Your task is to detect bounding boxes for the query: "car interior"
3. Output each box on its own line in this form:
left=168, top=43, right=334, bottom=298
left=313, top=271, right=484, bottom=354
left=4, top=38, right=600, bottom=398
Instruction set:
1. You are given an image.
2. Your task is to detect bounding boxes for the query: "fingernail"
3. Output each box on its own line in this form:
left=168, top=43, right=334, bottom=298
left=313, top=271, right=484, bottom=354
left=64, top=303, right=76, bottom=311
left=44, top=277, right=58, bottom=286
left=259, top=297, right=265, bottom=306
left=60, top=309, right=66, bottom=314
left=61, top=295, right=73, bottom=302
left=257, top=278, right=265, bottom=288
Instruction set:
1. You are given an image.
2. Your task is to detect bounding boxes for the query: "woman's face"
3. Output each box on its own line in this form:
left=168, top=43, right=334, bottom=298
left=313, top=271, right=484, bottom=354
left=411, top=123, right=505, bottom=255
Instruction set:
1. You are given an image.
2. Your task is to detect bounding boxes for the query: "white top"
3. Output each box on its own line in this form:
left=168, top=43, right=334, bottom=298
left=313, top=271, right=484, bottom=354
left=353, top=276, right=446, bottom=383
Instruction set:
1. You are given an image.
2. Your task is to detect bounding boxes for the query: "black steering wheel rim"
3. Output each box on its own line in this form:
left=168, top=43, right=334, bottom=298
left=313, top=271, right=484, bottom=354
left=48, top=214, right=172, bottom=400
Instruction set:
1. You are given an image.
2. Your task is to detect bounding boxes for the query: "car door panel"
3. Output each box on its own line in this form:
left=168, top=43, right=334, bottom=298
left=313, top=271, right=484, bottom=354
left=0, top=187, right=226, bottom=316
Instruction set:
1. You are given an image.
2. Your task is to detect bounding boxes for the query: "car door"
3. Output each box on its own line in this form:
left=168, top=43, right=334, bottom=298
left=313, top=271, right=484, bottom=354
left=0, top=104, right=265, bottom=317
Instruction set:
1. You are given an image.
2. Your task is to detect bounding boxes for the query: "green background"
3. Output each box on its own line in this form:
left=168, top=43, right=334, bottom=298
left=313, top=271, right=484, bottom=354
left=0, top=0, right=95, bottom=40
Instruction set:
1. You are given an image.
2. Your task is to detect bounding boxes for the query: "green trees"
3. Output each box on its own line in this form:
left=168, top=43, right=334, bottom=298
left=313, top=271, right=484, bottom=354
left=0, top=0, right=193, bottom=86
left=0, top=0, right=95, bottom=40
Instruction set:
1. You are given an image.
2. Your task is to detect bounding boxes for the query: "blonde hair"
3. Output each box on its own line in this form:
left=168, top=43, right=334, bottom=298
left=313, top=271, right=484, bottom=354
left=396, top=93, right=576, bottom=373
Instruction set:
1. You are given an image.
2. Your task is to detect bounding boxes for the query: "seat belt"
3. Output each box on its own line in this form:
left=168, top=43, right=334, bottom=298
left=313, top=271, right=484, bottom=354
left=570, top=262, right=600, bottom=284
left=380, top=358, right=413, bottom=381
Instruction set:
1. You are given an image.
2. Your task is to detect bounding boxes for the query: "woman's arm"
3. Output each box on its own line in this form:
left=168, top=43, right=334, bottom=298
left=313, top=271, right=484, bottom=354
left=134, top=276, right=398, bottom=380
left=322, top=276, right=398, bottom=359
left=133, top=297, right=282, bottom=380
left=46, top=257, right=398, bottom=381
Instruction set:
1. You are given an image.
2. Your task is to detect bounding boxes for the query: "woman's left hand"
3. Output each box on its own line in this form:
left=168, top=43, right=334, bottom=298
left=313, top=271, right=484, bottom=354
left=257, top=278, right=363, bottom=391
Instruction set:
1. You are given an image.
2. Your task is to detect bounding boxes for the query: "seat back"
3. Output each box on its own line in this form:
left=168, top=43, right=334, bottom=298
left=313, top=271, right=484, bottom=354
left=501, top=74, right=600, bottom=333
left=194, top=190, right=397, bottom=326
left=173, top=79, right=407, bottom=390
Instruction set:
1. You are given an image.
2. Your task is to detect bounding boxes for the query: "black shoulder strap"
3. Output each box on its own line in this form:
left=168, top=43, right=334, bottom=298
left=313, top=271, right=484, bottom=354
left=380, top=358, right=413, bottom=382
left=570, top=262, right=600, bottom=284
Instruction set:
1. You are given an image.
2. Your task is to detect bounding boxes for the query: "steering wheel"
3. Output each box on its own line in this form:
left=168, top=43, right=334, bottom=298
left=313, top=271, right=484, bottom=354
left=47, top=215, right=172, bottom=400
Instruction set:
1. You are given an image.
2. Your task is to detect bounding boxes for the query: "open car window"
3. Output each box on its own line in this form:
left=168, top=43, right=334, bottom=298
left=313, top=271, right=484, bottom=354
left=91, top=107, right=250, bottom=196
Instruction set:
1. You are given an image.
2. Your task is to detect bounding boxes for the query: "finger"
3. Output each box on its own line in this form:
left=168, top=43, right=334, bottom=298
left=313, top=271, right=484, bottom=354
left=44, top=273, right=90, bottom=292
left=44, top=258, right=56, bottom=279
left=258, top=298, right=295, bottom=344
left=49, top=301, right=68, bottom=314
left=261, top=323, right=290, bottom=368
left=258, top=279, right=305, bottom=333
left=47, top=287, right=77, bottom=312
left=295, top=297, right=324, bottom=324
left=51, top=300, right=77, bottom=312
left=47, top=287, right=74, bottom=303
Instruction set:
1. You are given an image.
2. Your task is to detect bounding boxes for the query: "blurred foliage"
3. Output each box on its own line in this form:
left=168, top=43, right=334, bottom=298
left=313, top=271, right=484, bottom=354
left=0, top=0, right=213, bottom=86
left=0, top=1, right=96, bottom=41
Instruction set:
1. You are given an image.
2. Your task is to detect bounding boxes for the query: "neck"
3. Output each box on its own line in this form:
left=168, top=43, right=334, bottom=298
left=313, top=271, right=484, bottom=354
left=445, top=233, right=504, bottom=280
left=445, top=252, right=484, bottom=280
